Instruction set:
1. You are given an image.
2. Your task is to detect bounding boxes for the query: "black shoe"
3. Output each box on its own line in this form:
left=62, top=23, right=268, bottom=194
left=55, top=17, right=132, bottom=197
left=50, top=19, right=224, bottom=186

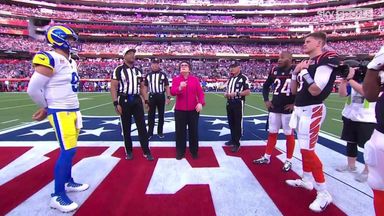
left=158, top=134, right=164, bottom=138
left=125, top=151, right=133, bottom=160
left=144, top=153, right=154, bottom=161
left=231, top=145, right=240, bottom=153
left=191, top=153, right=198, bottom=159
left=176, top=154, right=185, bottom=160
left=148, top=135, right=153, bottom=140
left=224, top=141, right=234, bottom=146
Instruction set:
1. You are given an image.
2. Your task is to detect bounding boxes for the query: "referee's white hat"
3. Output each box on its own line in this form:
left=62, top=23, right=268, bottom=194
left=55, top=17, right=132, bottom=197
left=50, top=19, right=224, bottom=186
left=122, top=48, right=136, bottom=57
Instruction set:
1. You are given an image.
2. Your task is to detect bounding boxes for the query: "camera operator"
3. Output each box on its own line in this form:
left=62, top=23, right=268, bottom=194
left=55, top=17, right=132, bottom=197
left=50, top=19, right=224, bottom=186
left=337, top=60, right=376, bottom=183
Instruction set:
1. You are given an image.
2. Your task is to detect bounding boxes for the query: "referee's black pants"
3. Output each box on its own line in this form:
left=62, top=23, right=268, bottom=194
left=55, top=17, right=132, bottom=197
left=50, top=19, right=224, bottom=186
left=174, top=110, right=199, bottom=157
left=119, top=95, right=150, bottom=155
left=226, top=100, right=243, bottom=146
left=147, top=93, right=165, bottom=136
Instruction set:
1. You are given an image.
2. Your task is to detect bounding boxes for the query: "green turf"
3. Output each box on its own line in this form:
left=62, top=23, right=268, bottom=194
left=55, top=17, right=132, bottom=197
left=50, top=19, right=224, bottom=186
left=0, top=92, right=346, bottom=137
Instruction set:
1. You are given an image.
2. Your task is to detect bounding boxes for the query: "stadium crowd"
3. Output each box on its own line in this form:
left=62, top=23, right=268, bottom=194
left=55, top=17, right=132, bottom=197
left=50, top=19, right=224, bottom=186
left=1, top=35, right=383, bottom=55
left=1, top=3, right=383, bottom=25
left=0, top=58, right=272, bottom=92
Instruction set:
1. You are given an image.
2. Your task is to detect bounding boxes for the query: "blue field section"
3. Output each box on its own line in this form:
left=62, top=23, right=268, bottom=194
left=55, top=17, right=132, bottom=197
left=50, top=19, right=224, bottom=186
left=0, top=113, right=363, bottom=162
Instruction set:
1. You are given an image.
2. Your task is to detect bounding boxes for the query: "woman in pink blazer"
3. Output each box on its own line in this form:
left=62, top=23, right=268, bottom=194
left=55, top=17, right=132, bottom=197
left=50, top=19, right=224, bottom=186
left=171, top=61, right=205, bottom=160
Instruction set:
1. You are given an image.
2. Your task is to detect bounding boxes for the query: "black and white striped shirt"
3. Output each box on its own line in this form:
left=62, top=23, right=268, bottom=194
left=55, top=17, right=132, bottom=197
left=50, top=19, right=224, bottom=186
left=112, top=64, right=143, bottom=95
left=144, top=71, right=169, bottom=94
left=226, top=73, right=250, bottom=101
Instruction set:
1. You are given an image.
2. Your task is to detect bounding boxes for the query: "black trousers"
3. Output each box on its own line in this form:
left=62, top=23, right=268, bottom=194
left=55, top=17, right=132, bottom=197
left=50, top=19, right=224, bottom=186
left=174, top=110, right=199, bottom=156
left=226, top=100, right=243, bottom=146
left=147, top=93, right=166, bottom=136
left=119, top=95, right=150, bottom=155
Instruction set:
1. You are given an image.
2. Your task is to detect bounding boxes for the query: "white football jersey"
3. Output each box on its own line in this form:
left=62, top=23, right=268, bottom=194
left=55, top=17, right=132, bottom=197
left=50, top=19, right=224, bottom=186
left=32, top=51, right=80, bottom=110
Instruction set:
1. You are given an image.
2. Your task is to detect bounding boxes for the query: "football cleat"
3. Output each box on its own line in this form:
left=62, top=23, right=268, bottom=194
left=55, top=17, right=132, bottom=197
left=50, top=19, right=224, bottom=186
left=65, top=181, right=89, bottom=192
left=309, top=190, right=332, bottom=212
left=50, top=193, right=78, bottom=213
left=252, top=156, right=270, bottom=164
left=282, top=160, right=292, bottom=172
left=286, top=178, right=314, bottom=190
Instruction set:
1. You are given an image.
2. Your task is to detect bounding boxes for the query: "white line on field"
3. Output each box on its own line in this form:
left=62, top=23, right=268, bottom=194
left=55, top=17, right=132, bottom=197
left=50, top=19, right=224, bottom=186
left=0, top=98, right=31, bottom=103
left=245, top=104, right=267, bottom=113
left=327, top=107, right=343, bottom=111
left=1, top=119, right=19, bottom=124
left=212, top=93, right=267, bottom=113
left=80, top=102, right=111, bottom=112
left=332, top=118, right=343, bottom=123
left=0, top=104, right=35, bottom=111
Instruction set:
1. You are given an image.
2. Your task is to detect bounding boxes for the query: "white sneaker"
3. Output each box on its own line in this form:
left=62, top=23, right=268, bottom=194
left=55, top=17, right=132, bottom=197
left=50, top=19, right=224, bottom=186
left=65, top=182, right=89, bottom=192
left=355, top=172, right=368, bottom=182
left=282, top=160, right=292, bottom=172
left=50, top=194, right=78, bottom=213
left=286, top=179, right=314, bottom=190
left=309, top=190, right=332, bottom=212
left=252, top=156, right=270, bottom=164
left=336, top=165, right=357, bottom=173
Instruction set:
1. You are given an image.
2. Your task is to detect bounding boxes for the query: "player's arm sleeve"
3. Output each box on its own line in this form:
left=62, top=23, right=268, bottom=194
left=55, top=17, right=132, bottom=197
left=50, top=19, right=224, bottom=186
left=27, top=72, right=50, bottom=108
left=262, top=73, right=273, bottom=101
left=32, top=52, right=55, bottom=70
left=314, top=65, right=333, bottom=91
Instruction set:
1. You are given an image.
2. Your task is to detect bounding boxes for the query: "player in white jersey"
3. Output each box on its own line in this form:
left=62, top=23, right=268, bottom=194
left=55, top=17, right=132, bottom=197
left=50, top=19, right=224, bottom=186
left=363, top=46, right=384, bottom=216
left=27, top=25, right=89, bottom=213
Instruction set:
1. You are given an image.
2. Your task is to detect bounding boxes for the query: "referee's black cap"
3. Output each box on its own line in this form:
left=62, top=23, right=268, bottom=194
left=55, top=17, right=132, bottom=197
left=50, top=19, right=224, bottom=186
left=230, top=61, right=241, bottom=68
left=151, top=58, right=161, bottom=63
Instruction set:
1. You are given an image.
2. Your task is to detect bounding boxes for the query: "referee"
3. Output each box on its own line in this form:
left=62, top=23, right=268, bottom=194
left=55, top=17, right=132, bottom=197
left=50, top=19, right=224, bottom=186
left=110, top=48, right=154, bottom=161
left=144, top=58, right=171, bottom=139
left=224, top=61, right=251, bottom=152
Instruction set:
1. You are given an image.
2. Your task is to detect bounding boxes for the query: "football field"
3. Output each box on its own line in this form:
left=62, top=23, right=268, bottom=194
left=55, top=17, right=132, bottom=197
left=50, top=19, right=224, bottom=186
left=0, top=92, right=375, bottom=216
left=0, top=92, right=345, bottom=137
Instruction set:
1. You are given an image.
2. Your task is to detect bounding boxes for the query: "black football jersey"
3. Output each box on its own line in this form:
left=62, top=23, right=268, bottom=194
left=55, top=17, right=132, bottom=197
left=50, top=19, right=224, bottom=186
left=375, top=86, right=384, bottom=133
left=262, top=66, right=295, bottom=113
left=294, top=51, right=340, bottom=107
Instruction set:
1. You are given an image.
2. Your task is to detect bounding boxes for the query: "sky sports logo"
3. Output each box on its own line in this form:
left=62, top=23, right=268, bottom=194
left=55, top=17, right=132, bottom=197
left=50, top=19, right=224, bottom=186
left=317, top=8, right=374, bottom=21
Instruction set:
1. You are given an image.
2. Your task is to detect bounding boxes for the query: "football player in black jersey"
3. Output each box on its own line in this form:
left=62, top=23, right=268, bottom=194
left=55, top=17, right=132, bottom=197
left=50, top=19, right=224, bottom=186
left=363, top=46, right=384, bottom=216
left=286, top=32, right=339, bottom=212
left=253, top=51, right=296, bottom=172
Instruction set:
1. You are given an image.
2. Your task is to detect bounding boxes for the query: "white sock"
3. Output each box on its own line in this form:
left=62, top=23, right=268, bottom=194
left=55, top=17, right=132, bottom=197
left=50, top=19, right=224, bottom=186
left=264, top=154, right=271, bottom=161
left=302, top=172, right=312, bottom=181
left=316, top=182, right=327, bottom=192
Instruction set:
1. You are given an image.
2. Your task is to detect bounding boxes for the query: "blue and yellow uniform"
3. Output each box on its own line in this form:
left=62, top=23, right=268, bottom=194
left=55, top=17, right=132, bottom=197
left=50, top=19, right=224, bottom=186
left=28, top=25, right=87, bottom=212
left=32, top=50, right=81, bottom=150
